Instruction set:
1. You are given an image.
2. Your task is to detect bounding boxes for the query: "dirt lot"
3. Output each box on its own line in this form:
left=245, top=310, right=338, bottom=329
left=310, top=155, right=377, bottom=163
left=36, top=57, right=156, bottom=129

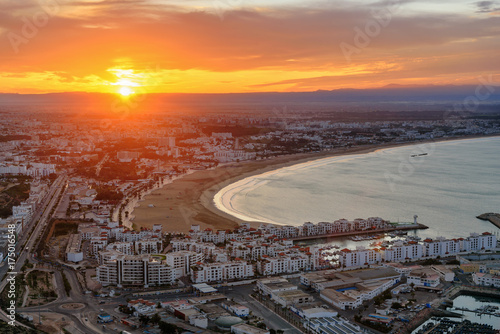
left=25, top=270, right=58, bottom=306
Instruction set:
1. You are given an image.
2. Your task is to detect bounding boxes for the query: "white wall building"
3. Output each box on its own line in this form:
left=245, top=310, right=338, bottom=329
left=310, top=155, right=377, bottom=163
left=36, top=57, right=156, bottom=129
left=96, top=252, right=175, bottom=287
left=166, top=251, right=204, bottom=278
left=407, top=268, right=440, bottom=288
left=472, top=272, right=500, bottom=288
left=383, top=241, right=424, bottom=262
left=191, top=261, right=254, bottom=283
left=339, top=247, right=381, bottom=268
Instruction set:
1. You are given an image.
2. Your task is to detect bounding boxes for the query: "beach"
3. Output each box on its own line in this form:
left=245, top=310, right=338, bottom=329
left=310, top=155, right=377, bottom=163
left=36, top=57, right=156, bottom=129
left=131, top=134, right=500, bottom=233
left=131, top=142, right=427, bottom=233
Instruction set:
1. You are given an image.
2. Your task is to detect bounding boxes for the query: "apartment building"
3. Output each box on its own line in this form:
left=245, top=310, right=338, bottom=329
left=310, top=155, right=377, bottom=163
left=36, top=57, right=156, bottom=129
left=166, top=251, right=204, bottom=278
left=96, top=252, right=174, bottom=287
left=423, top=237, right=460, bottom=257
left=339, top=247, right=381, bottom=268
left=383, top=241, right=424, bottom=262
left=257, top=253, right=314, bottom=275
left=190, top=261, right=254, bottom=283
left=135, top=238, right=163, bottom=254
left=460, top=233, right=497, bottom=252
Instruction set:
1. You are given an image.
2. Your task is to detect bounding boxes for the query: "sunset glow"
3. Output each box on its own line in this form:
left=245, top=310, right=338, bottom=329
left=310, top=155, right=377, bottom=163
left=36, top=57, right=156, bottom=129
left=118, top=86, right=134, bottom=97
left=0, top=0, right=498, bottom=94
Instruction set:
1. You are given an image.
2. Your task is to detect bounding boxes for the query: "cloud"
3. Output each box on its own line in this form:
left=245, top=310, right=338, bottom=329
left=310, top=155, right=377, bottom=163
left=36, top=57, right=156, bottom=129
left=0, top=0, right=498, bottom=93
left=475, top=0, right=500, bottom=13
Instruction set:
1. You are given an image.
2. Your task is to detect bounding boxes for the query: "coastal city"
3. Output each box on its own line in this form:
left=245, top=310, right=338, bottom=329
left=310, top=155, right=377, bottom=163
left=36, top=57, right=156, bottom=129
left=0, top=107, right=499, bottom=334
left=2, top=0, right=500, bottom=332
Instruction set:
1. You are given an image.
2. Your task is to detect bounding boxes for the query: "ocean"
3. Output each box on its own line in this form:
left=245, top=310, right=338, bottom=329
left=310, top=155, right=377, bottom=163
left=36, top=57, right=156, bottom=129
left=214, top=137, right=500, bottom=240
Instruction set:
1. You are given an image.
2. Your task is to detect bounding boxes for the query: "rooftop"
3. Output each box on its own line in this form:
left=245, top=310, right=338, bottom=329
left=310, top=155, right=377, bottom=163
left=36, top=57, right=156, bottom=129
left=231, top=323, right=270, bottom=334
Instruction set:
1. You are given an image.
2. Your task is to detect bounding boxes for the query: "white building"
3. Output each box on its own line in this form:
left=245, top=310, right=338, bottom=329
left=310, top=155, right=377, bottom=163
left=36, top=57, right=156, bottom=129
left=190, top=261, right=254, bottom=283
left=472, top=272, right=500, bottom=288
left=461, top=233, right=497, bottom=252
left=339, top=247, right=381, bottom=268
left=257, top=253, right=315, bottom=275
left=383, top=241, right=424, bottom=262
left=166, top=251, right=204, bottom=278
left=221, top=301, right=250, bottom=317
left=257, top=278, right=297, bottom=296
left=128, top=299, right=157, bottom=316
left=407, top=268, right=440, bottom=288
left=12, top=202, right=33, bottom=226
left=320, top=278, right=395, bottom=310
left=189, top=314, right=208, bottom=329
left=135, top=238, right=162, bottom=254
left=271, top=289, right=314, bottom=307
left=423, top=237, right=460, bottom=257
left=214, top=150, right=256, bottom=163
left=431, top=265, right=455, bottom=282
left=66, top=233, right=83, bottom=263
left=106, top=241, right=134, bottom=255
left=96, top=252, right=175, bottom=287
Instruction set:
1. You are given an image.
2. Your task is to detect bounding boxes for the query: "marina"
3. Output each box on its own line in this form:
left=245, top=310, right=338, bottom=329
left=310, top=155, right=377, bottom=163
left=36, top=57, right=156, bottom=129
left=290, top=222, right=428, bottom=242
left=414, top=319, right=496, bottom=334
left=454, top=305, right=500, bottom=317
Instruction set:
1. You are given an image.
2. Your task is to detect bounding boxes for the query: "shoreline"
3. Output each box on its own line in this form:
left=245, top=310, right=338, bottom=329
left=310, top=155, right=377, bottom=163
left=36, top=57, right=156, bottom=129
left=131, top=134, right=500, bottom=233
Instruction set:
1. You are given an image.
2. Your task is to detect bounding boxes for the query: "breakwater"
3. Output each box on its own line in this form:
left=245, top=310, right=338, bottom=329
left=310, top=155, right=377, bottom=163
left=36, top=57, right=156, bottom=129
left=290, top=223, right=428, bottom=241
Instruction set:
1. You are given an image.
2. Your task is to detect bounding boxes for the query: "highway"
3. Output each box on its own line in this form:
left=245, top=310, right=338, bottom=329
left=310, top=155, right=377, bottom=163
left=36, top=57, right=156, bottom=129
left=0, top=175, right=67, bottom=327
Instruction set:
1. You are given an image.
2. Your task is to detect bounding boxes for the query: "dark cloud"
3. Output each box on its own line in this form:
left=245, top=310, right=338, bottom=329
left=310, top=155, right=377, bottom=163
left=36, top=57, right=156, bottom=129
left=475, top=0, right=500, bottom=12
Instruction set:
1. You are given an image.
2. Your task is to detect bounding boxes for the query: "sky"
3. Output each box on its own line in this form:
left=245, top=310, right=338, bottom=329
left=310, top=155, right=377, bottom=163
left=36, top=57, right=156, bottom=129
left=0, top=0, right=499, bottom=94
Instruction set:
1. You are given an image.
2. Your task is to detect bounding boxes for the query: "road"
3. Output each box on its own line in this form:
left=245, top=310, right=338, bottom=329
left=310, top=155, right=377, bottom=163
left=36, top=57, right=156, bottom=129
left=1, top=175, right=66, bottom=276
left=0, top=175, right=68, bottom=327
left=95, top=153, right=109, bottom=177
left=224, top=284, right=302, bottom=334
left=18, top=268, right=108, bottom=334
left=0, top=180, right=126, bottom=333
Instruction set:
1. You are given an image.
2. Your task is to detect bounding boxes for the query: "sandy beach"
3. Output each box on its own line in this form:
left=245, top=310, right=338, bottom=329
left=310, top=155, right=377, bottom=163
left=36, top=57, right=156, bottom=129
left=131, top=143, right=411, bottom=233
left=131, top=134, right=500, bottom=233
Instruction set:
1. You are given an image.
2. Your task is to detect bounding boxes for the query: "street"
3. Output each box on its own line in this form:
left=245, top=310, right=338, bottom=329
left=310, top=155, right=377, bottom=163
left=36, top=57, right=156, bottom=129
left=0, top=175, right=67, bottom=327
left=224, top=284, right=302, bottom=334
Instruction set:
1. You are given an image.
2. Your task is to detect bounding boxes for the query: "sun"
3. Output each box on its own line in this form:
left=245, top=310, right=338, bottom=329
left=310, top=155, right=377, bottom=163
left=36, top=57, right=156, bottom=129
left=119, top=86, right=134, bottom=96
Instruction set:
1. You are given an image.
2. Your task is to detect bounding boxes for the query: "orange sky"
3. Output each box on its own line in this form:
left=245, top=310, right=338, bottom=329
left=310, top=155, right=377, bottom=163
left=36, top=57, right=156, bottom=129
left=0, top=0, right=499, bottom=94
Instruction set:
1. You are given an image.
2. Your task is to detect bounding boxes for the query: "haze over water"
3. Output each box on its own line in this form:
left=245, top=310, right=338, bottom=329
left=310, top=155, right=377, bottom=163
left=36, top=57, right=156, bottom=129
left=215, top=137, right=500, bottom=239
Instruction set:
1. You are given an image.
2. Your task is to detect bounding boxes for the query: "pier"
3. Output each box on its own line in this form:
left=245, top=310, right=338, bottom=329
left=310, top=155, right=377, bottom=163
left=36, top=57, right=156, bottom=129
left=290, top=223, right=428, bottom=242
left=476, top=212, right=500, bottom=229
left=455, top=305, right=500, bottom=317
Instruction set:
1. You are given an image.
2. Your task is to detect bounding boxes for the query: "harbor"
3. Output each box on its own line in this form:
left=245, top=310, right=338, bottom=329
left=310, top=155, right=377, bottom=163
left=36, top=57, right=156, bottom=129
left=290, top=222, right=428, bottom=242
left=455, top=305, right=500, bottom=317
left=414, top=319, right=496, bottom=334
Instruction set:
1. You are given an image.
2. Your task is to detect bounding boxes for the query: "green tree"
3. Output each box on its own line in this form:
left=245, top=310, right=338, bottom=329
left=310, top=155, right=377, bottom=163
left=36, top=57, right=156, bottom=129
left=391, top=302, right=403, bottom=309
left=151, top=313, right=161, bottom=324
left=139, top=314, right=151, bottom=326
left=159, top=321, right=179, bottom=334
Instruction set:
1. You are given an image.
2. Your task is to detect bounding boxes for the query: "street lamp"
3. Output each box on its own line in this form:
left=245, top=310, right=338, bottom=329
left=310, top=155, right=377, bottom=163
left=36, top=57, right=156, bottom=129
left=38, top=292, right=42, bottom=325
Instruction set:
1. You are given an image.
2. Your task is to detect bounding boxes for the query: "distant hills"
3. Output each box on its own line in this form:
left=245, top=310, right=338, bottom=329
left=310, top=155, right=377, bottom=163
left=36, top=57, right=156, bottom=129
left=1, top=85, right=500, bottom=108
